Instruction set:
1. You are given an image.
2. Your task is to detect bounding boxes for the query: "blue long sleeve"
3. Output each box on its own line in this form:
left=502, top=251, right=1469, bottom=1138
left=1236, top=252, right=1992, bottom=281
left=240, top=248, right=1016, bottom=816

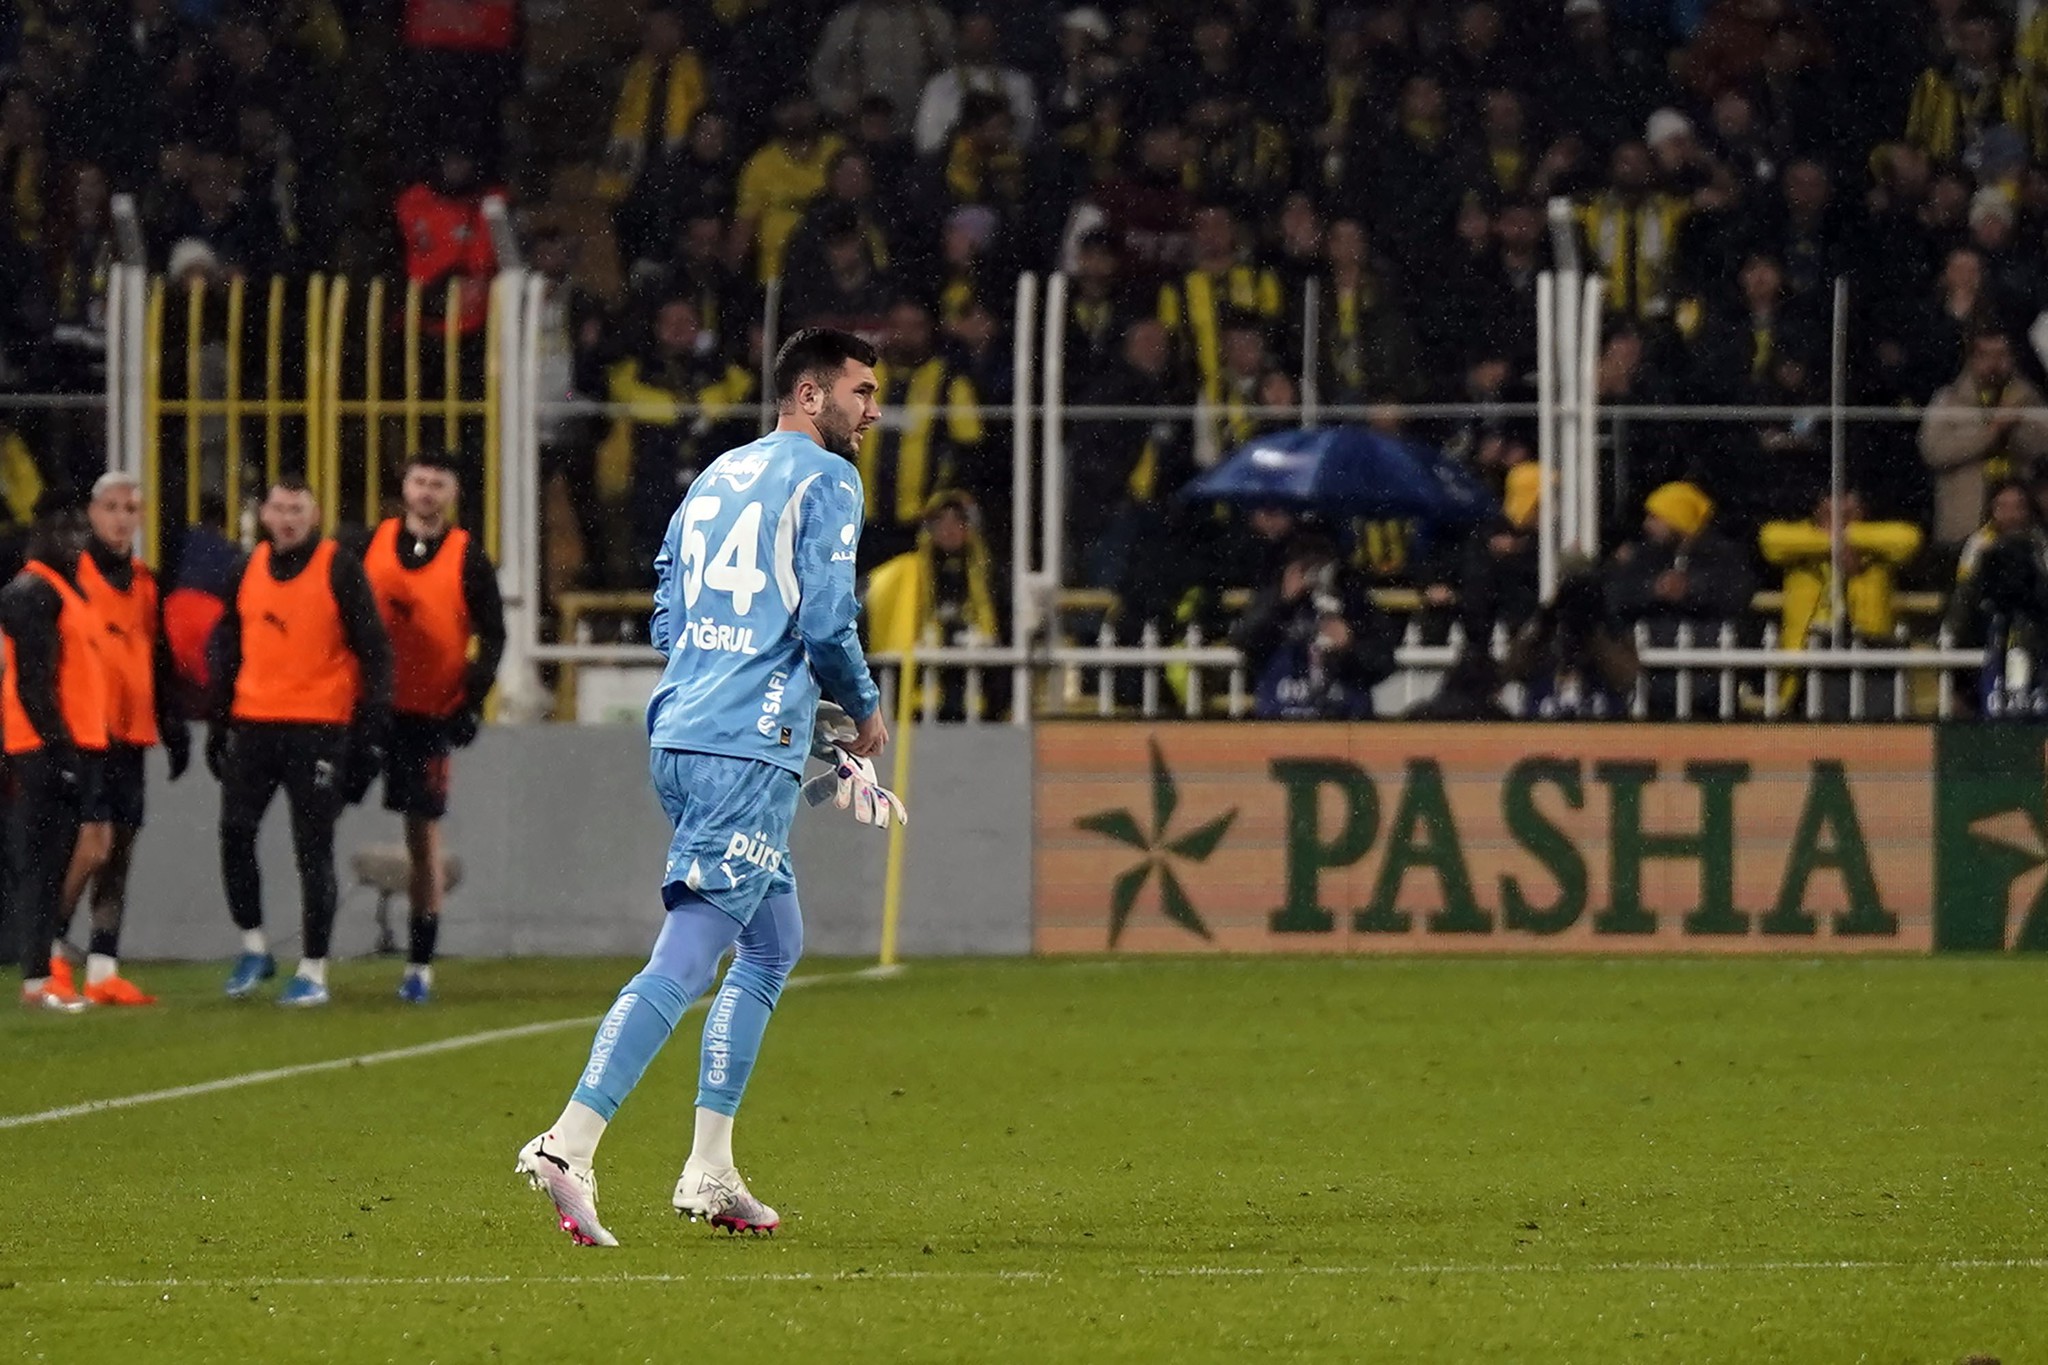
left=796, top=472, right=880, bottom=722
left=650, top=503, right=682, bottom=654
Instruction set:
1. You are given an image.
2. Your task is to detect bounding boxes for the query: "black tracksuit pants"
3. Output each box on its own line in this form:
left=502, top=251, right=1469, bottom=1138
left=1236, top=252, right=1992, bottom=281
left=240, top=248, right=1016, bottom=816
left=9, top=749, right=100, bottom=979
left=219, top=722, right=348, bottom=960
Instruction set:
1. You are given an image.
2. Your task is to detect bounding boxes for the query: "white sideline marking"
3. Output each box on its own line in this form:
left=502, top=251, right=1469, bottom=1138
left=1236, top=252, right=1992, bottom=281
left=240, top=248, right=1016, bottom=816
left=78, top=1258, right=2048, bottom=1292
left=0, top=965, right=901, bottom=1132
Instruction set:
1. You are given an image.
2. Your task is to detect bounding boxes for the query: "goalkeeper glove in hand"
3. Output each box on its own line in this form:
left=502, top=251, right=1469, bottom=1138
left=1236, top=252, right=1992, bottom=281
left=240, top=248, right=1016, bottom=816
left=802, top=747, right=908, bottom=829
left=810, top=700, right=858, bottom=763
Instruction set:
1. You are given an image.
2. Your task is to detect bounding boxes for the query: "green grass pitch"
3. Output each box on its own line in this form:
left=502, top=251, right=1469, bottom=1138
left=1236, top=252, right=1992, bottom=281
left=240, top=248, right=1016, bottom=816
left=4, top=955, right=2045, bottom=1363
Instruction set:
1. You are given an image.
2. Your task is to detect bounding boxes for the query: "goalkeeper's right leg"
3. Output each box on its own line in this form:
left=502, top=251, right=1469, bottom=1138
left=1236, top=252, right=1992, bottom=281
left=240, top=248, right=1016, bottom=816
left=675, top=889, right=802, bottom=1234
left=517, top=888, right=739, bottom=1246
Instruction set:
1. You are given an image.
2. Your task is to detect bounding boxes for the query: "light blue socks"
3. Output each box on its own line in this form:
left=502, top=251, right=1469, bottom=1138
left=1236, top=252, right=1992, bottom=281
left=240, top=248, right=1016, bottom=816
left=697, top=891, right=804, bottom=1115
left=569, top=893, right=735, bottom=1120
left=566, top=887, right=803, bottom=1123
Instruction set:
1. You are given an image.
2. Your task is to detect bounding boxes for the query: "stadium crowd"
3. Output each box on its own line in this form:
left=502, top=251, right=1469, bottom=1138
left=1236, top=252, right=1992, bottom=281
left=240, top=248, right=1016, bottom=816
left=5, top=0, right=2048, bottom=717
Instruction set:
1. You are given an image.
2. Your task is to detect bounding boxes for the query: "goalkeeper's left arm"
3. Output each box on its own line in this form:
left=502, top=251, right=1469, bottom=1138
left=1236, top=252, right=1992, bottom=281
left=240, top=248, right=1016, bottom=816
left=795, top=472, right=881, bottom=723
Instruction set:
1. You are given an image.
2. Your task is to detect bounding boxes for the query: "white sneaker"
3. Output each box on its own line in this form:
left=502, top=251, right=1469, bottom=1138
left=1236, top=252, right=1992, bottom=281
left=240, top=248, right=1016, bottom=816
left=20, top=983, right=88, bottom=1013
left=673, top=1157, right=780, bottom=1235
left=515, top=1134, right=619, bottom=1248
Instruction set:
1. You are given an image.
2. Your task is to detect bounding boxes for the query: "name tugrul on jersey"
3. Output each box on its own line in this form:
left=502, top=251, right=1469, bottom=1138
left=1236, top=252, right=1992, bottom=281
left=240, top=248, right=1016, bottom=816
left=675, top=614, right=760, bottom=656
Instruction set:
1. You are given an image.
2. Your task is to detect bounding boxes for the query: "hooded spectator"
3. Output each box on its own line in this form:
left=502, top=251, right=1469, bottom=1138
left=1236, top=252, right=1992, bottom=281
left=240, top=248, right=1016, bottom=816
left=1905, top=5, right=2046, bottom=166
left=865, top=489, right=1001, bottom=654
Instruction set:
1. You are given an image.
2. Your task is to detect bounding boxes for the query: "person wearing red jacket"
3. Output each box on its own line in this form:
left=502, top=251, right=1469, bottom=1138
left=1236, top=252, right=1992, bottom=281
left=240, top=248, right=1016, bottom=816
left=395, top=147, right=501, bottom=335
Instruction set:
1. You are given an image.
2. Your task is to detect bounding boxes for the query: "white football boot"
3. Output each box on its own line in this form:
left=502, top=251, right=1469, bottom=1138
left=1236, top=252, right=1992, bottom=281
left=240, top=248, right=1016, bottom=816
left=515, top=1133, right=619, bottom=1248
left=673, top=1158, right=781, bottom=1235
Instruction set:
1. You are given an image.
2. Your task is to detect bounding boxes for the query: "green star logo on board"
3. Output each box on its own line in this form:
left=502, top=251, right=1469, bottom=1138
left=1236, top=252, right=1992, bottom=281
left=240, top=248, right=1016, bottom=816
left=1935, top=726, right=2048, bottom=951
left=1075, top=738, right=1237, bottom=947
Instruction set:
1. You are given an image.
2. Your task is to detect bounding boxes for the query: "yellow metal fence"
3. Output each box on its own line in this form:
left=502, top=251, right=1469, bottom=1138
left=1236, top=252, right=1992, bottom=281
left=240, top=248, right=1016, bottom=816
left=141, top=273, right=504, bottom=566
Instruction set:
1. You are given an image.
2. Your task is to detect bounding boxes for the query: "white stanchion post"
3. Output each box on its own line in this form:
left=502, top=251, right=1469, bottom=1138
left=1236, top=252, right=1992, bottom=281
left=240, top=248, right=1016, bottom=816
left=105, top=263, right=125, bottom=479
left=1040, top=273, right=1069, bottom=647
left=1536, top=272, right=1558, bottom=600
left=494, top=269, right=551, bottom=723
left=1578, top=275, right=1603, bottom=559
left=1096, top=620, right=1113, bottom=717
left=1558, top=265, right=1581, bottom=559
left=1010, top=273, right=1039, bottom=728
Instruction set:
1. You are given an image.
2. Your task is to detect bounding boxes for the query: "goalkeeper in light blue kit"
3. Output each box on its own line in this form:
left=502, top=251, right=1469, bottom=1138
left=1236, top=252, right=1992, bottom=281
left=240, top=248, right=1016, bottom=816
left=517, top=328, right=904, bottom=1246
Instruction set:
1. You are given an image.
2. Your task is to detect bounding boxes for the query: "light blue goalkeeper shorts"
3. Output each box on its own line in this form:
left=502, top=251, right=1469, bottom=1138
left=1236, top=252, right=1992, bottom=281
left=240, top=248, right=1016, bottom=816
left=650, top=748, right=800, bottom=926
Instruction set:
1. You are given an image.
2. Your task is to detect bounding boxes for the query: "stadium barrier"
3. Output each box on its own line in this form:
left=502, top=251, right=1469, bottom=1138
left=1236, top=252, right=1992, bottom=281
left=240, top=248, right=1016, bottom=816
left=108, top=716, right=2048, bottom=960
left=109, top=266, right=511, bottom=563
left=1034, top=720, right=2048, bottom=956
left=118, top=723, right=1035, bottom=961
left=103, top=261, right=551, bottom=720
left=537, top=613, right=1987, bottom=726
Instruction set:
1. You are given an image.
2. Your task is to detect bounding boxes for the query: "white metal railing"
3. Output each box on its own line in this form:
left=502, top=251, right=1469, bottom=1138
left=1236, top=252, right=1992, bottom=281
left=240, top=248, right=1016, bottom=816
left=875, top=631, right=1985, bottom=724
left=534, top=624, right=1983, bottom=726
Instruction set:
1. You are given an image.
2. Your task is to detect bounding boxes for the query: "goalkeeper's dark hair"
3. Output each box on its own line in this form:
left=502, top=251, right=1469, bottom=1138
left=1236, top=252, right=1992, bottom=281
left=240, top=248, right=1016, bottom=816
left=773, top=327, right=879, bottom=402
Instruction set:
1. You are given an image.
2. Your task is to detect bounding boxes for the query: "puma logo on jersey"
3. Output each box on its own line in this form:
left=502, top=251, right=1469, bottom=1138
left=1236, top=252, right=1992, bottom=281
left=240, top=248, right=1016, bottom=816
left=385, top=596, right=416, bottom=623
left=723, top=830, right=784, bottom=875
left=260, top=611, right=289, bottom=634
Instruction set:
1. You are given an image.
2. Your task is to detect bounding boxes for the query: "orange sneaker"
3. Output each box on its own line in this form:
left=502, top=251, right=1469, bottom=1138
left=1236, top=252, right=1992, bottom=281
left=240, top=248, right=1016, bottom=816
left=48, top=955, right=74, bottom=994
left=20, top=981, right=88, bottom=1013
left=84, top=975, right=157, bottom=1007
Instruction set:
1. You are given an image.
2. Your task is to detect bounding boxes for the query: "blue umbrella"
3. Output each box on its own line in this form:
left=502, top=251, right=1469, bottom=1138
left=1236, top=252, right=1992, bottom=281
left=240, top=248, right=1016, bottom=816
left=1179, top=426, right=1497, bottom=525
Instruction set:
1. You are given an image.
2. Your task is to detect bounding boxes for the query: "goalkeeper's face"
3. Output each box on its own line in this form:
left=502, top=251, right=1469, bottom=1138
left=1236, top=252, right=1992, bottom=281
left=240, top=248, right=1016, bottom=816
left=809, top=361, right=882, bottom=461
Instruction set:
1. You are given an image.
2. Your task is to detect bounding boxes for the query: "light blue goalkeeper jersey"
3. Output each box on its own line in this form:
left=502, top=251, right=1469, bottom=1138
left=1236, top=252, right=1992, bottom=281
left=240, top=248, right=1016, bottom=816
left=647, top=430, right=881, bottom=775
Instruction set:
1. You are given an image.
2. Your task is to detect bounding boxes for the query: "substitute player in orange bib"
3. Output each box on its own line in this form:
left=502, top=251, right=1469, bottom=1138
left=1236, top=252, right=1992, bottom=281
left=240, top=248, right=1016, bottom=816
left=212, top=478, right=392, bottom=1006
left=1, top=497, right=108, bottom=1011
left=363, top=451, right=504, bottom=1003
left=49, top=471, right=195, bottom=1006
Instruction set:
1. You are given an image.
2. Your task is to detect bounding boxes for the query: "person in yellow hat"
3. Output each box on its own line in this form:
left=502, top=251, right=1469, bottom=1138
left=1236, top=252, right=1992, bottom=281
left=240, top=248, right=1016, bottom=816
left=863, top=489, right=1001, bottom=720
left=1421, top=432, right=1542, bottom=648
left=1606, top=481, right=1755, bottom=716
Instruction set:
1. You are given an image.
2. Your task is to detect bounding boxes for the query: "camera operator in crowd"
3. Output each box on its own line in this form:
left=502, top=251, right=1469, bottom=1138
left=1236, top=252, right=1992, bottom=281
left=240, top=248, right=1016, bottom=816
left=1231, top=528, right=1395, bottom=720
left=1946, top=478, right=2048, bottom=715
